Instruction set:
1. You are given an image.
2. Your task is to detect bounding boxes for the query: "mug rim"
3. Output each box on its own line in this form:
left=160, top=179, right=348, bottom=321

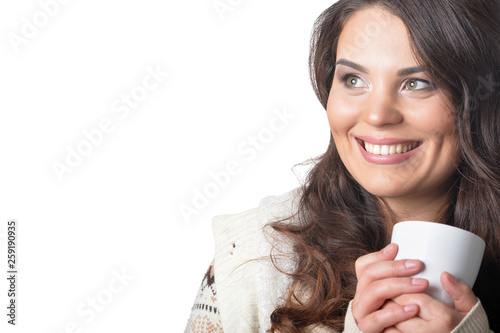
left=394, top=220, right=486, bottom=246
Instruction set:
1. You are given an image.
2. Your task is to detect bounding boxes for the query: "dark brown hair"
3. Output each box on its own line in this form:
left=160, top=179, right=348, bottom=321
left=269, top=0, right=500, bottom=331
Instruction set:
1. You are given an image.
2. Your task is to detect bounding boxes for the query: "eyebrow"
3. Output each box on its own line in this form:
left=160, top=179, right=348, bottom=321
left=335, top=58, right=425, bottom=76
left=397, top=66, right=425, bottom=76
left=336, top=59, right=368, bottom=73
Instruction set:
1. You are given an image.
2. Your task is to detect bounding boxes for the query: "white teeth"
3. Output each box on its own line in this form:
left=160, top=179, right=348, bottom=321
left=364, top=141, right=419, bottom=155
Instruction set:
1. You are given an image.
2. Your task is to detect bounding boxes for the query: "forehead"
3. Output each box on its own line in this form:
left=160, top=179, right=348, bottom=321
left=336, top=7, right=419, bottom=70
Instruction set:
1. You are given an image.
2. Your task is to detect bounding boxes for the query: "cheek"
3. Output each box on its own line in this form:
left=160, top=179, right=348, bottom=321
left=414, top=102, right=457, bottom=147
left=326, top=95, right=360, bottom=167
left=416, top=95, right=456, bottom=131
left=326, top=92, right=358, bottom=137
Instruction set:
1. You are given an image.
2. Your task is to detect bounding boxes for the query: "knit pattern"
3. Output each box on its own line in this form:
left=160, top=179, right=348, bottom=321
left=185, top=264, right=224, bottom=333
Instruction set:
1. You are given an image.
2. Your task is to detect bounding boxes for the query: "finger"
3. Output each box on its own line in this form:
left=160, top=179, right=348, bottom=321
left=358, top=303, right=419, bottom=333
left=356, top=244, right=399, bottom=273
left=383, top=328, right=404, bottom=333
left=355, top=277, right=428, bottom=318
left=356, top=246, right=423, bottom=288
left=392, top=292, right=461, bottom=326
left=393, top=316, right=424, bottom=333
left=382, top=301, right=415, bottom=333
left=392, top=292, right=463, bottom=332
left=441, top=272, right=477, bottom=313
left=362, top=258, right=424, bottom=283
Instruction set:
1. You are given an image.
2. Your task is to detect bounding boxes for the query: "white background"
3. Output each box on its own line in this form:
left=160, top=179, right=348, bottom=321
left=0, top=0, right=334, bottom=331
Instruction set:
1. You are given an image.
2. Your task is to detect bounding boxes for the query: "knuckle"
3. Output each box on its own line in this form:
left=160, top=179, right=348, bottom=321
left=355, top=250, right=382, bottom=272
left=355, top=255, right=369, bottom=272
left=368, top=309, right=397, bottom=330
left=359, top=316, right=379, bottom=333
left=378, top=278, right=403, bottom=294
left=374, top=280, right=392, bottom=294
left=358, top=322, right=369, bottom=332
left=391, top=260, right=409, bottom=276
left=370, top=313, right=384, bottom=328
left=394, top=260, right=407, bottom=275
left=354, top=257, right=363, bottom=273
left=457, top=280, right=474, bottom=298
left=384, top=328, right=401, bottom=333
left=399, top=293, right=413, bottom=303
left=437, top=315, right=455, bottom=330
left=392, top=293, right=413, bottom=305
left=363, top=264, right=377, bottom=278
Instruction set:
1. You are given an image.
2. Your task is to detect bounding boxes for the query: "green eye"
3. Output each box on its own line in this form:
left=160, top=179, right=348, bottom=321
left=344, top=75, right=366, bottom=88
left=405, top=79, right=431, bottom=90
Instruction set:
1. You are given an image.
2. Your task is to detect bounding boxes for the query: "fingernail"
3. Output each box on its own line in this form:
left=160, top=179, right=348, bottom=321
left=404, top=304, right=418, bottom=313
left=383, top=243, right=395, bottom=255
left=405, top=260, right=420, bottom=270
left=411, top=278, right=427, bottom=286
left=445, top=272, right=457, bottom=285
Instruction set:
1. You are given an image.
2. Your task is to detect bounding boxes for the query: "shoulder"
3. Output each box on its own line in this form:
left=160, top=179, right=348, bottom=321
left=211, top=187, right=302, bottom=332
left=212, top=186, right=302, bottom=277
left=212, top=187, right=302, bottom=237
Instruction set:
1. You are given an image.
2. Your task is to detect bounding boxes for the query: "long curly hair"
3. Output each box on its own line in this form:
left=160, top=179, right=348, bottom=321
left=269, top=0, right=500, bottom=331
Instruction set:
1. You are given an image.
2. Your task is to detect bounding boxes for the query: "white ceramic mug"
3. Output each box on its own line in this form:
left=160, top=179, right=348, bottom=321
left=391, top=221, right=485, bottom=307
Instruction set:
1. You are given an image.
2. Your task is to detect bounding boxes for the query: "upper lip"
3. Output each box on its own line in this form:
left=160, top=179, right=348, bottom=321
left=355, top=136, right=421, bottom=145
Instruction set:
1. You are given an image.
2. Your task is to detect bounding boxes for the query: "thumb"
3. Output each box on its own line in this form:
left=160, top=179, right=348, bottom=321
left=441, top=272, right=477, bottom=313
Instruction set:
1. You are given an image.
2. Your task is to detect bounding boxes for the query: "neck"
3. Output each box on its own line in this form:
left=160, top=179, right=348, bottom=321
left=380, top=187, right=456, bottom=233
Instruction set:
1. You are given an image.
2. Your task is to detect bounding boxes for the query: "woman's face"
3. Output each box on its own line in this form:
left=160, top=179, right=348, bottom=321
left=327, top=7, right=460, bottom=219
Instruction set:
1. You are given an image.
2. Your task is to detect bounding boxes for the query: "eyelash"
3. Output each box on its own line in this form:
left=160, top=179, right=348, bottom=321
left=340, top=74, right=365, bottom=88
left=404, top=78, right=433, bottom=90
left=339, top=73, right=434, bottom=91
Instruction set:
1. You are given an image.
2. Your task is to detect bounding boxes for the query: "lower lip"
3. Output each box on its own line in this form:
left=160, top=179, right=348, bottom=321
left=357, top=140, right=421, bottom=164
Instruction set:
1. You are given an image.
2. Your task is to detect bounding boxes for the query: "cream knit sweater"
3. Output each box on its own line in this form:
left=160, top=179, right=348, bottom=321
left=185, top=189, right=490, bottom=332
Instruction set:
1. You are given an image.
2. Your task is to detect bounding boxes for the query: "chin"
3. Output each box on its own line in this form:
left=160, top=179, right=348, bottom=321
left=357, top=181, right=409, bottom=199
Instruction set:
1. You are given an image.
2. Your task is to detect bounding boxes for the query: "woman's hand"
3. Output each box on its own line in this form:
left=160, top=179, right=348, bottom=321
left=351, top=243, right=428, bottom=333
left=382, top=272, right=478, bottom=333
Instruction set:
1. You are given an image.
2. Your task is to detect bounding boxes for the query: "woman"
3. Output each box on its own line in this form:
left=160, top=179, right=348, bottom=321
left=185, top=0, right=500, bottom=332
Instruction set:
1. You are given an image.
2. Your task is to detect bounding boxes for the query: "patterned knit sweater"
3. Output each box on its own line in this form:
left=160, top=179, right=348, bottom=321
left=185, top=263, right=223, bottom=333
left=185, top=189, right=491, bottom=332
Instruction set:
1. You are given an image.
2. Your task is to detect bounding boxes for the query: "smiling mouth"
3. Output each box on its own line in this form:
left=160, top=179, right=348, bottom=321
left=361, top=140, right=421, bottom=155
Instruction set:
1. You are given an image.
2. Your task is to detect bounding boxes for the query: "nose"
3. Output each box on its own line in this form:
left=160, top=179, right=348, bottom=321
left=361, top=89, right=403, bottom=127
